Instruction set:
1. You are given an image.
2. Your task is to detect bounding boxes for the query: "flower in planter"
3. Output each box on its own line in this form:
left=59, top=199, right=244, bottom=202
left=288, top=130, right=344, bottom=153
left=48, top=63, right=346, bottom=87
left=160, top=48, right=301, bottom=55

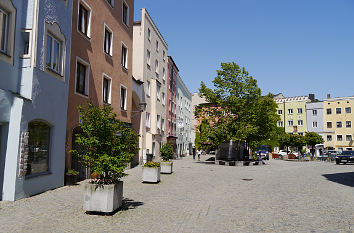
left=143, top=161, right=160, bottom=168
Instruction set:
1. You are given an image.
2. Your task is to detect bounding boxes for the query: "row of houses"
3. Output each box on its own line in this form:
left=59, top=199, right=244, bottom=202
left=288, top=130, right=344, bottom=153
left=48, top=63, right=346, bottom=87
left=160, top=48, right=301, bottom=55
left=274, top=93, right=354, bottom=152
left=0, top=0, right=192, bottom=201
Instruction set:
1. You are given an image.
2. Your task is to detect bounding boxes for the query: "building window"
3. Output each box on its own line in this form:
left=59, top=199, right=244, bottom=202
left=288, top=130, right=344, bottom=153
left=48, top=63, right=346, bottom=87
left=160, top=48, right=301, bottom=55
left=278, top=121, right=283, bottom=127
left=162, top=68, right=166, bottom=81
left=326, top=108, right=332, bottom=115
left=21, top=29, right=31, bottom=57
left=156, top=40, right=159, bottom=52
left=312, top=109, right=317, bottom=116
left=346, top=135, right=352, bottom=141
left=157, top=115, right=161, bottom=129
left=122, top=1, right=129, bottom=27
left=146, top=81, right=151, bottom=97
left=147, top=28, right=151, bottom=41
left=327, top=122, right=332, bottom=128
left=102, top=76, right=111, bottom=104
left=336, top=108, right=341, bottom=114
left=104, top=26, right=113, bottom=56
left=288, top=109, right=293, bottom=114
left=336, top=121, right=342, bottom=128
left=78, top=1, right=91, bottom=37
left=163, top=50, right=165, bottom=61
left=146, top=112, right=150, bottom=128
left=26, top=121, right=51, bottom=176
left=345, top=107, right=351, bottom=114
left=121, top=43, right=128, bottom=69
left=346, top=121, right=352, bottom=128
left=161, top=119, right=165, bottom=131
left=162, top=92, right=165, bottom=105
left=337, top=135, right=343, bottom=141
left=298, top=120, right=303, bottom=126
left=157, top=84, right=161, bottom=101
left=75, top=58, right=90, bottom=96
left=0, top=7, right=9, bottom=53
left=278, top=110, right=282, bottom=115
left=327, top=135, right=332, bottom=141
left=106, top=0, right=113, bottom=7
left=312, top=121, right=317, bottom=128
left=120, top=85, right=127, bottom=110
left=298, top=132, right=303, bottom=136
left=146, top=49, right=150, bottom=67
left=297, top=108, right=303, bottom=114
left=288, top=120, right=293, bottom=126
left=155, top=59, right=159, bottom=74
left=46, top=34, right=62, bottom=74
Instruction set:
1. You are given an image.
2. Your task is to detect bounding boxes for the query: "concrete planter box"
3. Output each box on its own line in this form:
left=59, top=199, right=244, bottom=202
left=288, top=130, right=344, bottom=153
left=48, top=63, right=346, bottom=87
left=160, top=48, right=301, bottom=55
left=142, top=167, right=160, bottom=183
left=160, top=161, right=173, bottom=174
left=83, top=181, right=123, bottom=213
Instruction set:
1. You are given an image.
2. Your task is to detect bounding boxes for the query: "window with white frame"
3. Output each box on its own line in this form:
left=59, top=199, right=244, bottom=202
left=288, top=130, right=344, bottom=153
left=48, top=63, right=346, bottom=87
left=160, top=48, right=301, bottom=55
left=147, top=28, right=151, bottom=41
left=46, top=34, right=62, bottom=74
left=120, top=85, right=127, bottom=110
left=346, top=121, right=352, bottom=128
left=0, top=7, right=9, bottom=53
left=156, top=40, right=159, bottom=52
left=155, top=59, right=159, bottom=74
left=337, top=135, right=343, bottom=141
left=21, top=29, right=31, bottom=57
left=161, top=119, right=165, bottom=131
left=312, top=109, right=317, bottom=116
left=146, top=81, right=151, bottom=97
left=277, top=110, right=282, bottom=115
left=76, top=58, right=90, bottom=96
left=288, top=120, right=293, bottom=126
left=145, top=112, right=150, bottom=128
left=298, top=132, right=303, bottom=136
left=288, top=109, right=293, bottom=114
left=345, top=107, right=351, bottom=114
left=78, top=1, right=91, bottom=37
left=326, top=108, right=332, bottom=115
left=157, top=115, right=161, bottom=129
left=122, top=1, right=129, bottom=27
left=278, top=121, right=283, bottom=127
left=121, top=43, right=128, bottom=69
left=146, top=49, right=150, bottom=67
left=104, top=26, right=113, bottom=55
left=336, top=121, right=342, bottom=128
left=102, top=76, right=111, bottom=104
left=298, top=120, right=303, bottom=126
left=336, top=108, right=341, bottom=114
left=327, top=135, right=332, bottom=141
left=106, top=0, right=113, bottom=7
left=157, top=83, right=161, bottom=101
left=312, top=121, right=317, bottom=128
left=346, top=135, right=352, bottom=141
left=162, top=92, right=165, bottom=105
left=163, top=50, right=165, bottom=61
left=162, top=68, right=166, bottom=81
left=169, top=99, right=171, bottom=111
left=327, top=122, right=332, bottom=128
left=297, top=108, right=303, bottom=114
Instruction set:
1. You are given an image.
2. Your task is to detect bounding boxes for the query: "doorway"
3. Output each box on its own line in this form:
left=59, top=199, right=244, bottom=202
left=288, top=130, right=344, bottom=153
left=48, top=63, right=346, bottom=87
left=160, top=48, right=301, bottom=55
left=0, top=124, right=9, bottom=201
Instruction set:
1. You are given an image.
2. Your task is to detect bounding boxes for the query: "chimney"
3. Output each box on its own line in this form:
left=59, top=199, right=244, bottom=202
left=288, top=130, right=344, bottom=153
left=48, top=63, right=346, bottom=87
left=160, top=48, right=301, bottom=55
left=309, top=94, right=315, bottom=102
left=327, top=94, right=331, bottom=99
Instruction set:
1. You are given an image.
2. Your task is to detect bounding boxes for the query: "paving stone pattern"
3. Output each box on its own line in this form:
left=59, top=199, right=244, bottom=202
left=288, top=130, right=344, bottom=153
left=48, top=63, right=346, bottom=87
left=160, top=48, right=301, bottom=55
left=1, top=156, right=354, bottom=233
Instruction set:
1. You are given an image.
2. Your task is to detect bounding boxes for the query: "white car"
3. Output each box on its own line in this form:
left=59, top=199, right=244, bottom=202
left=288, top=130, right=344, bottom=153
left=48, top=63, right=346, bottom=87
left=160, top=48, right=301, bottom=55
left=278, top=150, right=288, bottom=156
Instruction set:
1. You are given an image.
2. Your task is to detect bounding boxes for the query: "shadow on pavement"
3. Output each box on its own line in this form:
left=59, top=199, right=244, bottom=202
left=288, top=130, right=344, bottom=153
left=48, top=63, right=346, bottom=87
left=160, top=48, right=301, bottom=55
left=195, top=157, right=215, bottom=165
left=322, top=172, right=354, bottom=187
left=86, top=198, right=144, bottom=216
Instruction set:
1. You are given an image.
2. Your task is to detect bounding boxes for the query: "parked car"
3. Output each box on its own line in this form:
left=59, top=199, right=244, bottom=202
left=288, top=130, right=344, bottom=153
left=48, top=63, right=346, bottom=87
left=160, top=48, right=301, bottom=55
left=278, top=150, right=288, bottom=157
left=335, top=151, right=354, bottom=164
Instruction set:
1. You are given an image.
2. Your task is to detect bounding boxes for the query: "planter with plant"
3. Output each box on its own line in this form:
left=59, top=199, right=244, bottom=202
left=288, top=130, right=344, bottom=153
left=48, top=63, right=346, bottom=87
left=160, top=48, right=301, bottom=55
left=160, top=143, right=174, bottom=174
left=65, top=169, right=79, bottom=185
left=142, top=161, right=160, bottom=183
left=71, top=103, right=138, bottom=213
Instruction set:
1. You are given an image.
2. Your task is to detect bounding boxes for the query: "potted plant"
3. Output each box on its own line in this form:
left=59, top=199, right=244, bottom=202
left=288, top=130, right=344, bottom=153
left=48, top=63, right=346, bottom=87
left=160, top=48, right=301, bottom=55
left=65, top=169, right=79, bottom=185
left=160, top=143, right=174, bottom=174
left=142, top=161, right=160, bottom=183
left=71, top=103, right=138, bottom=213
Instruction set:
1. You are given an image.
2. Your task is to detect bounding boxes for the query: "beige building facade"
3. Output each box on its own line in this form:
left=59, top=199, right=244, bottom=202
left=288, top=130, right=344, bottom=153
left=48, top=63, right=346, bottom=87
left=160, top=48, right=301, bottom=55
left=133, top=8, right=168, bottom=162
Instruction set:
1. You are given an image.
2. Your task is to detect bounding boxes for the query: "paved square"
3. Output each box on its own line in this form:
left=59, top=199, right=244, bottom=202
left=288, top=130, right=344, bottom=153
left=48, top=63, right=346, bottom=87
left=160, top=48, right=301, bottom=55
left=1, top=156, right=353, bottom=232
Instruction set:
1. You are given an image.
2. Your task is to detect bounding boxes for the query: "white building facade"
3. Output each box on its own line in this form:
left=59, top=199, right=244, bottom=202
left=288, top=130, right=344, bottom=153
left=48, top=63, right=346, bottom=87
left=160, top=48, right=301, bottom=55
left=133, top=8, right=168, bottom=162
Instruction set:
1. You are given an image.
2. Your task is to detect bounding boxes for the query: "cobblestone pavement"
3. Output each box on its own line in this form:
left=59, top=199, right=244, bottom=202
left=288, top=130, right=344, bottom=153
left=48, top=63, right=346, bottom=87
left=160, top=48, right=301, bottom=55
left=1, top=155, right=354, bottom=233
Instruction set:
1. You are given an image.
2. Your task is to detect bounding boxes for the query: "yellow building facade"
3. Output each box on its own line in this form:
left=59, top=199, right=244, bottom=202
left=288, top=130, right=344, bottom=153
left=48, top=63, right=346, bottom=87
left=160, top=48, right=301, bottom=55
left=275, top=96, right=310, bottom=135
left=323, top=97, right=354, bottom=151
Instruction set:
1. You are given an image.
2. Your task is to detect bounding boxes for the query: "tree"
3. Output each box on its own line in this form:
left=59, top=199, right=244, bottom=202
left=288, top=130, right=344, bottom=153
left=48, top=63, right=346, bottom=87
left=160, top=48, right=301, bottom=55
left=160, top=143, right=174, bottom=161
left=289, top=134, right=306, bottom=160
left=304, top=132, right=324, bottom=158
left=197, top=62, right=280, bottom=151
left=71, top=102, right=139, bottom=183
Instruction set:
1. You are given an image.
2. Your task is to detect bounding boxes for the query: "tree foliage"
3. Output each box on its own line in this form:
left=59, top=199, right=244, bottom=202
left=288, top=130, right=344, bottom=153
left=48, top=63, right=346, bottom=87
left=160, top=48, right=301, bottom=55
left=70, top=102, right=139, bottom=182
left=304, top=132, right=324, bottom=156
left=196, top=62, right=280, bottom=150
left=160, top=143, right=174, bottom=161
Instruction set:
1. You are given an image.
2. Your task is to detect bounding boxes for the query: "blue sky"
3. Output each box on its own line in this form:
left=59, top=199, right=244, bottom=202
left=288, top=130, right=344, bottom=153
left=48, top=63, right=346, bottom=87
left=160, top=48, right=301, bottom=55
left=134, top=0, right=354, bottom=100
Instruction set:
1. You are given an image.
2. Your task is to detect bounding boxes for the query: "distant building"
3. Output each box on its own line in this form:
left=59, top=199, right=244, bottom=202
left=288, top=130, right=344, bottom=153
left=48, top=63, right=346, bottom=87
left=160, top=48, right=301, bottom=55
left=275, top=95, right=311, bottom=135
left=323, top=96, right=354, bottom=152
left=306, top=101, right=325, bottom=138
left=191, top=93, right=208, bottom=147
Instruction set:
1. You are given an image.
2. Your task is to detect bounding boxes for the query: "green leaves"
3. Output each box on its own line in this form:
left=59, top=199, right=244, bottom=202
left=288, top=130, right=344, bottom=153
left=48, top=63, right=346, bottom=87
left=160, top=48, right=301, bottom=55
left=70, top=102, right=139, bottom=181
left=160, top=143, right=174, bottom=161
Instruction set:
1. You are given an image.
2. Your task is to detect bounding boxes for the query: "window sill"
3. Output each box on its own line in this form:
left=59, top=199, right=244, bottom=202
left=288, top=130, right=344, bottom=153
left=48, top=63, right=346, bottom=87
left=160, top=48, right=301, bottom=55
left=75, top=91, right=89, bottom=99
left=78, top=30, right=91, bottom=42
left=0, top=50, right=11, bottom=58
left=121, top=65, right=128, bottom=72
left=147, top=64, right=151, bottom=70
left=105, top=0, right=114, bottom=8
left=46, top=67, right=64, bottom=80
left=25, top=171, right=52, bottom=179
